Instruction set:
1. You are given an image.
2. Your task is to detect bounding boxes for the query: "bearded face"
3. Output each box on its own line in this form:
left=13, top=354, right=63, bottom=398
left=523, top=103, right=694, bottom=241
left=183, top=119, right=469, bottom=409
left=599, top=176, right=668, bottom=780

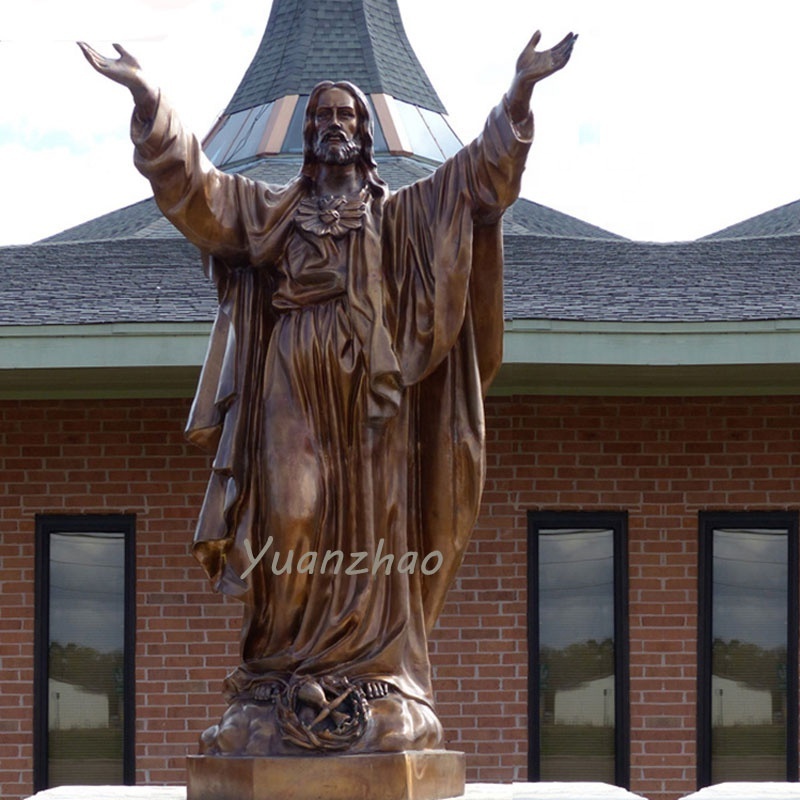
left=313, top=131, right=361, bottom=166
left=311, top=87, right=363, bottom=167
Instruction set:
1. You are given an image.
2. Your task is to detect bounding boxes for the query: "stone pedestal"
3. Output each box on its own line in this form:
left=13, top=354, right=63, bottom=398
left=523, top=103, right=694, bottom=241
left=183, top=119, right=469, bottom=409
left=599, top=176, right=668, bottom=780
left=186, top=750, right=465, bottom=800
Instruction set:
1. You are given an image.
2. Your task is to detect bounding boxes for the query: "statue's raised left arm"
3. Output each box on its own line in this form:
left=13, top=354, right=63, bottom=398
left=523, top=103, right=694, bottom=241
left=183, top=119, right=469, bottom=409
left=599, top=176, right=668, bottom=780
left=505, top=30, right=577, bottom=127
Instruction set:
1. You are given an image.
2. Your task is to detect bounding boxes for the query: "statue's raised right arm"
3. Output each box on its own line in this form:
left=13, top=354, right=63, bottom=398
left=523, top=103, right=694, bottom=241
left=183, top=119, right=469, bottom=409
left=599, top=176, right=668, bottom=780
left=77, top=40, right=268, bottom=257
left=78, top=42, right=159, bottom=122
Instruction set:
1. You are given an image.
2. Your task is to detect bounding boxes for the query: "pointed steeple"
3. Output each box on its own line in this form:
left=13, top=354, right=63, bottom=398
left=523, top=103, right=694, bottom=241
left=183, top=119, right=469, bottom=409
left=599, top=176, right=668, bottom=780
left=203, top=0, right=462, bottom=168
left=226, top=0, right=444, bottom=114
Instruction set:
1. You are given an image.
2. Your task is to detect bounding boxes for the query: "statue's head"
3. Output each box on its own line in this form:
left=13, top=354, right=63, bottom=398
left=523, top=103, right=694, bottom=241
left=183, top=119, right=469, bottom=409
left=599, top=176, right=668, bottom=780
left=302, top=81, right=381, bottom=184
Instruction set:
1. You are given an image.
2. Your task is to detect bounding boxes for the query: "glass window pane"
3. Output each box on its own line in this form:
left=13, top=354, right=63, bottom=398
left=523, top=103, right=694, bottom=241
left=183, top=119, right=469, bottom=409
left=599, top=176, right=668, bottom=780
left=418, top=108, right=463, bottom=158
left=393, top=100, right=445, bottom=162
left=539, top=528, right=615, bottom=782
left=281, top=98, right=307, bottom=154
left=365, top=97, right=388, bottom=153
left=712, top=528, right=788, bottom=783
left=205, top=108, right=253, bottom=165
left=48, top=531, right=126, bottom=786
left=223, top=102, right=274, bottom=165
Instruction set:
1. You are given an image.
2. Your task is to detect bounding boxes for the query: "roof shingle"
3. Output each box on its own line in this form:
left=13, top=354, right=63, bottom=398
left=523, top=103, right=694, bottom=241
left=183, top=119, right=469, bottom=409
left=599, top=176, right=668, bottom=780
left=225, top=0, right=445, bottom=114
left=703, top=198, right=800, bottom=240
left=6, top=233, right=800, bottom=328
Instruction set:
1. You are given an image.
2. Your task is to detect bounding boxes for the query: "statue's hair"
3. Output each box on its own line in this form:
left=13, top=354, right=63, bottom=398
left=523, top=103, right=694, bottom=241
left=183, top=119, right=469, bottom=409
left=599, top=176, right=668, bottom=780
left=301, top=81, right=386, bottom=195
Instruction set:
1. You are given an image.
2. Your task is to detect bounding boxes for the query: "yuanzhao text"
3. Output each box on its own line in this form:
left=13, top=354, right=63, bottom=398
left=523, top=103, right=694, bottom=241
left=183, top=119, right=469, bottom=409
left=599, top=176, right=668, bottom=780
left=240, top=536, right=444, bottom=580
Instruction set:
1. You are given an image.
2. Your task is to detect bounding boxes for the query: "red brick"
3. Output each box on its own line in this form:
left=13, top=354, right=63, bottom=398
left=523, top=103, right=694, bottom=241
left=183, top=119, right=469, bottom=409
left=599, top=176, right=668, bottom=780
left=4, top=395, right=800, bottom=800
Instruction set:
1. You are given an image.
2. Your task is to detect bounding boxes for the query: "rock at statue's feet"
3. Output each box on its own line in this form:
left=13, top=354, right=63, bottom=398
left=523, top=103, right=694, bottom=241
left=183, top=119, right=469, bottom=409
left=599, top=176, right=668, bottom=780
left=199, top=676, right=444, bottom=756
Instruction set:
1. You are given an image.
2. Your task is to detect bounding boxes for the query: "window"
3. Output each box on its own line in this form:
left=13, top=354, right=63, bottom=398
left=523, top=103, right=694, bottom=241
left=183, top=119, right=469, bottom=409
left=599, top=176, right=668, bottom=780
left=698, top=511, right=799, bottom=787
left=34, top=515, right=136, bottom=791
left=528, top=511, right=629, bottom=787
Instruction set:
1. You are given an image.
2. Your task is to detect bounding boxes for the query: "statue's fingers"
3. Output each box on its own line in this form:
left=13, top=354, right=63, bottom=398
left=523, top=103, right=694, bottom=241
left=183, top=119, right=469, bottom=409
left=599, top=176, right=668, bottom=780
left=517, top=30, right=542, bottom=71
left=553, top=32, right=577, bottom=66
left=112, top=42, right=141, bottom=69
left=77, top=41, right=97, bottom=60
left=77, top=41, right=105, bottom=69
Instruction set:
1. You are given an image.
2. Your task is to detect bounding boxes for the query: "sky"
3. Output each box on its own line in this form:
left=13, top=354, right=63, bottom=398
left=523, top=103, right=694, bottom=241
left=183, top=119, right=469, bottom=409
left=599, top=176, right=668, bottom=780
left=1, top=0, right=799, bottom=246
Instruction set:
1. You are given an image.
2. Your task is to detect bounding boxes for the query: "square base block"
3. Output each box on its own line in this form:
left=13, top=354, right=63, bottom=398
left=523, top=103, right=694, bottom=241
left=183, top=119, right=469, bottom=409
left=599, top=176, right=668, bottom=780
left=186, top=750, right=465, bottom=800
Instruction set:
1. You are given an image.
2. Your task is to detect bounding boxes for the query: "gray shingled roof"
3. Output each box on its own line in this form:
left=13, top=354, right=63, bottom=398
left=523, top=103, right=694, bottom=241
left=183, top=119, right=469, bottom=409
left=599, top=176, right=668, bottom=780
left=225, top=0, right=444, bottom=114
left=0, top=239, right=214, bottom=326
left=702, top=198, right=800, bottom=240
left=504, top=234, right=800, bottom=322
left=42, top=155, right=623, bottom=243
left=6, top=232, right=800, bottom=327
left=40, top=197, right=167, bottom=244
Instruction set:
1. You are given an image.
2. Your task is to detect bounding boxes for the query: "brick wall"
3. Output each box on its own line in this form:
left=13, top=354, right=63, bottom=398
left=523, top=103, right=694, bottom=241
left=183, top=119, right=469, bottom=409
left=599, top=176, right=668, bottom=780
left=1, top=396, right=799, bottom=800
left=0, top=399, right=239, bottom=799
left=432, top=395, right=800, bottom=800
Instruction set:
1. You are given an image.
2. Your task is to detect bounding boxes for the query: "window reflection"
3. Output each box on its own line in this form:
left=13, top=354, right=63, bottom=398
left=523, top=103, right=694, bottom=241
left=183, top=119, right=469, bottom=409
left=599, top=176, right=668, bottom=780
left=712, top=528, right=788, bottom=783
left=281, top=99, right=307, bottom=154
left=418, top=108, right=462, bottom=158
left=226, top=103, right=275, bottom=165
left=48, top=531, right=125, bottom=786
left=205, top=108, right=254, bottom=165
left=392, top=100, right=445, bottom=162
left=539, top=528, right=615, bottom=782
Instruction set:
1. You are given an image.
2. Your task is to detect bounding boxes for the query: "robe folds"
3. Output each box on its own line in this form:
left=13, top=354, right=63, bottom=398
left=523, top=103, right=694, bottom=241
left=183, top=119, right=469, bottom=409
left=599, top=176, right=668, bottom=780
left=132, top=96, right=531, bottom=712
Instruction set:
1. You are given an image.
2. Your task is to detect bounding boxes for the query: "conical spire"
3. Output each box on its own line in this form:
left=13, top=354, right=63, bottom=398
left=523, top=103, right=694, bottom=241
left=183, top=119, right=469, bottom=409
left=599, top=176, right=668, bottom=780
left=226, top=0, right=444, bottom=114
left=203, top=0, right=462, bottom=168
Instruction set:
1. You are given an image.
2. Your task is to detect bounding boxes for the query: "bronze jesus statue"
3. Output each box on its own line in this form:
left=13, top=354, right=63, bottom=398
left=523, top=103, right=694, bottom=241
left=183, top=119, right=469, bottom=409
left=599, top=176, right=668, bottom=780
left=80, top=31, right=575, bottom=758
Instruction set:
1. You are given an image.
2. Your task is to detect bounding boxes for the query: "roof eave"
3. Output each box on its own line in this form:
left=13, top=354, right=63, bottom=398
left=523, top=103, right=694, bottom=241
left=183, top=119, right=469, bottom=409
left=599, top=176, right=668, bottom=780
left=3, top=319, right=800, bottom=399
left=0, top=322, right=209, bottom=399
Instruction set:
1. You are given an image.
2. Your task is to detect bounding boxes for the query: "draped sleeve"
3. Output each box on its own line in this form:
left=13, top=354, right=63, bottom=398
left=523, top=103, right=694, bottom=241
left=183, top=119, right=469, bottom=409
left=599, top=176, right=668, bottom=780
left=130, top=94, right=306, bottom=591
left=131, top=92, right=301, bottom=266
left=381, top=101, right=533, bottom=630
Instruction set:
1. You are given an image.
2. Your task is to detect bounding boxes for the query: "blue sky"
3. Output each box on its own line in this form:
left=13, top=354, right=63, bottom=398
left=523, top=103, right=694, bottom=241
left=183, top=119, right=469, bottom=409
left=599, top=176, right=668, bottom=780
left=1, top=0, right=799, bottom=245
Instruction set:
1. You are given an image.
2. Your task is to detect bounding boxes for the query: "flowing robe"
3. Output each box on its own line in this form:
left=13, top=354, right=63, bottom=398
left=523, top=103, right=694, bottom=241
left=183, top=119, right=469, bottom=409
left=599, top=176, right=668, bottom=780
left=132, top=95, right=531, bottom=719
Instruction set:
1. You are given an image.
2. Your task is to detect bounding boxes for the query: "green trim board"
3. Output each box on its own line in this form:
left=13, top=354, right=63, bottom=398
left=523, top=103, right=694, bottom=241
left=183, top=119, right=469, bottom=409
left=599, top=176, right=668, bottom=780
left=495, top=319, right=800, bottom=396
left=0, top=323, right=209, bottom=399
left=2, top=320, right=800, bottom=399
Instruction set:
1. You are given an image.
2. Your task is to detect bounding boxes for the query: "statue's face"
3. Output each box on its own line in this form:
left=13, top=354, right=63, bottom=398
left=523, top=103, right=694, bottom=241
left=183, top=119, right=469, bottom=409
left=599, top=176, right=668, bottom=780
left=313, top=87, right=361, bottom=166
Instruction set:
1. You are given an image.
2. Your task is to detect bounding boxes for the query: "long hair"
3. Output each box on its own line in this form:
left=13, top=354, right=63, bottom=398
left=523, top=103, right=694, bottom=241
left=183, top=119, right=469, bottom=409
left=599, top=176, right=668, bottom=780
left=301, top=81, right=386, bottom=196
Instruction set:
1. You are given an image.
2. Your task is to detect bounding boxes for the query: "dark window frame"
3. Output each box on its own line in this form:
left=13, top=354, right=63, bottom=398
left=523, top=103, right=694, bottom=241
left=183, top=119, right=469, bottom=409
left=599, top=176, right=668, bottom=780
left=527, top=510, right=630, bottom=788
left=33, top=514, right=136, bottom=792
left=697, top=510, right=799, bottom=788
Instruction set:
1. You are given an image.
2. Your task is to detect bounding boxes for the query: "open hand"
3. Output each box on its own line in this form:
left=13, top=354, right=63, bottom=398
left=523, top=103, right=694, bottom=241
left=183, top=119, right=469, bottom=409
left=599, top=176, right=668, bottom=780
left=516, top=31, right=577, bottom=87
left=78, top=42, right=143, bottom=88
left=506, top=30, right=577, bottom=122
left=77, top=42, right=157, bottom=114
